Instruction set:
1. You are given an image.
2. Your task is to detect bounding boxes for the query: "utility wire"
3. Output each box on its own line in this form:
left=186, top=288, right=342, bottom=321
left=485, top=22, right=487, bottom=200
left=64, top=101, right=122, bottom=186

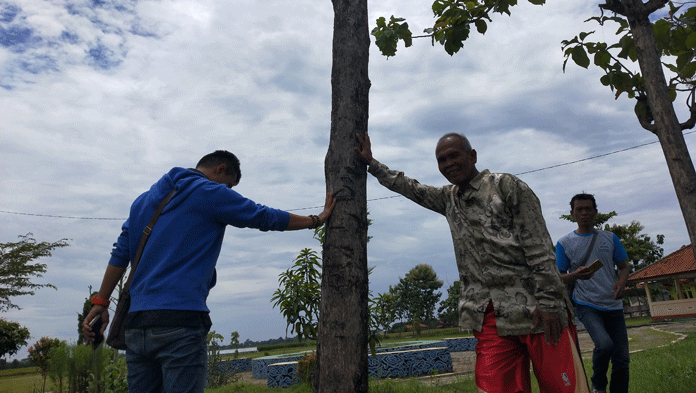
left=0, top=210, right=126, bottom=220
left=2, top=130, right=694, bottom=218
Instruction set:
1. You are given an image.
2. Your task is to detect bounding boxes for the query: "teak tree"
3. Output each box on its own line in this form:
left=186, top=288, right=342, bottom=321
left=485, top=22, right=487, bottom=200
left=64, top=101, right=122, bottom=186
left=315, top=0, right=371, bottom=391
left=561, top=0, right=696, bottom=261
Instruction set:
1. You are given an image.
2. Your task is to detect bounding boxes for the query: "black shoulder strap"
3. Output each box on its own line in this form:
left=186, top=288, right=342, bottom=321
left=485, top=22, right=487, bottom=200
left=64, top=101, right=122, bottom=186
left=578, top=230, right=598, bottom=266
left=123, top=189, right=177, bottom=291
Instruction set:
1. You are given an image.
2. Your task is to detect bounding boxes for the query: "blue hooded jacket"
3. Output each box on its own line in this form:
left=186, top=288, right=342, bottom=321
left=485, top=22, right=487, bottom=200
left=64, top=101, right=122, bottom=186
left=109, top=167, right=290, bottom=312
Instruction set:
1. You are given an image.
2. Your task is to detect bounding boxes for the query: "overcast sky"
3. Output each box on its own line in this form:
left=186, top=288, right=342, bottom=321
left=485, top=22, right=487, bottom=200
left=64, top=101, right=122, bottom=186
left=2, top=0, right=694, bottom=359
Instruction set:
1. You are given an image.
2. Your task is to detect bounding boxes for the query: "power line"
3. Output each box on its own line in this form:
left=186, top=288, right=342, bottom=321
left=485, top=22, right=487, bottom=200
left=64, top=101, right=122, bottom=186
left=515, top=138, right=665, bottom=176
left=2, top=131, right=694, bottom=218
left=0, top=210, right=125, bottom=220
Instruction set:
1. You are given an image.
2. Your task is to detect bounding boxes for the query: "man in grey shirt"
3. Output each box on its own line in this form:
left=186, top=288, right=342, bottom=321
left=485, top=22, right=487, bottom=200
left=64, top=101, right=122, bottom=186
left=556, top=193, right=630, bottom=393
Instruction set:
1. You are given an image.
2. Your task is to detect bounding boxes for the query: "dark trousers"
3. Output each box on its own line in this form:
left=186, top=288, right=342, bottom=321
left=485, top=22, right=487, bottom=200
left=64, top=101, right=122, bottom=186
left=575, top=304, right=629, bottom=393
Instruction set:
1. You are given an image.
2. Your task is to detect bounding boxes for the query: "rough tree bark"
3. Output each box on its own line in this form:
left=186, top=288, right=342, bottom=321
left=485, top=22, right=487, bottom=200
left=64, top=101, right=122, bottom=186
left=315, top=0, right=370, bottom=391
left=608, top=0, right=696, bottom=260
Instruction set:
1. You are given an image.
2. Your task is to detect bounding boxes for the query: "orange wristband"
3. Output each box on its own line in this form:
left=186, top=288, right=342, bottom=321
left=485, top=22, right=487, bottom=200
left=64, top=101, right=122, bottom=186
left=91, top=296, right=110, bottom=307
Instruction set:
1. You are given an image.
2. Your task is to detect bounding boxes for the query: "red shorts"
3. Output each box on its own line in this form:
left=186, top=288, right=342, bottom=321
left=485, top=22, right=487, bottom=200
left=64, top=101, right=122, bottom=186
left=473, top=304, right=589, bottom=393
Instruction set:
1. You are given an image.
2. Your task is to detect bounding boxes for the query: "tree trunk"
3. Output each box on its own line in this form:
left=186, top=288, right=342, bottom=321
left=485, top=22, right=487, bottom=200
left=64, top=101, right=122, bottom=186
left=315, top=0, right=370, bottom=391
left=625, top=2, right=696, bottom=260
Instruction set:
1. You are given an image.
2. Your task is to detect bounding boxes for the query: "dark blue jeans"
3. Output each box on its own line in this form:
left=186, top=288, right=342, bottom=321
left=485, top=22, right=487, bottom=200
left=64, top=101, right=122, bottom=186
left=125, top=326, right=208, bottom=393
left=575, top=304, right=629, bottom=393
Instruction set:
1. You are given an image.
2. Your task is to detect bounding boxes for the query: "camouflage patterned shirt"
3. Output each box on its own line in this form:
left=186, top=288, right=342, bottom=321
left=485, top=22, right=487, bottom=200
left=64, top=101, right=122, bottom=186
left=368, top=160, right=571, bottom=336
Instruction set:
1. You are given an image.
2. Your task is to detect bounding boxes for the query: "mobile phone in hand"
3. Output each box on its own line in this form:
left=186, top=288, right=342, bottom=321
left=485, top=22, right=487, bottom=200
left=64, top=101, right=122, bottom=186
left=89, top=315, right=104, bottom=349
left=587, top=259, right=603, bottom=274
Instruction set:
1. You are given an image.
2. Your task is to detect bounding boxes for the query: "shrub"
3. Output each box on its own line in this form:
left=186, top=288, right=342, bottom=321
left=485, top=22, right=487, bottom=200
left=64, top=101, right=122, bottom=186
left=206, top=331, right=239, bottom=388
left=296, top=351, right=316, bottom=386
left=100, top=355, right=128, bottom=393
left=46, top=342, right=123, bottom=393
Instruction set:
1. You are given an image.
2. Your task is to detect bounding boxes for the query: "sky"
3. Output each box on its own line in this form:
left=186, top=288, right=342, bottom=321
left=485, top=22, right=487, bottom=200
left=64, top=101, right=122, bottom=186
left=2, top=0, right=694, bottom=360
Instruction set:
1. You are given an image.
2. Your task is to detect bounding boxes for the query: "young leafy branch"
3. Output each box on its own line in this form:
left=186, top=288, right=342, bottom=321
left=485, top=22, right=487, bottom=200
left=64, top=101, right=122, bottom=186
left=372, top=0, right=546, bottom=57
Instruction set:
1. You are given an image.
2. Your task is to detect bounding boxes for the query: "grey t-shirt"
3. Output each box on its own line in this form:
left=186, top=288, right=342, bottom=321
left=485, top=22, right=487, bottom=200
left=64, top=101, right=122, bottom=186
left=556, top=229, right=628, bottom=311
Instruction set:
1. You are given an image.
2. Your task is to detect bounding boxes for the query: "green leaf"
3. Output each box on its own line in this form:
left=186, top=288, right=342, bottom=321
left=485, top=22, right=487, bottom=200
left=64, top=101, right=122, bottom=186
left=628, top=46, right=638, bottom=62
left=677, top=52, right=692, bottom=70
left=686, top=32, right=696, bottom=49
left=432, top=0, right=447, bottom=14
left=617, top=35, right=634, bottom=60
left=682, top=61, right=696, bottom=79
left=571, top=45, right=590, bottom=68
left=527, top=0, right=546, bottom=5
left=664, top=63, right=680, bottom=73
left=594, top=50, right=611, bottom=68
left=633, top=100, right=649, bottom=121
left=653, top=19, right=672, bottom=49
left=579, top=31, right=594, bottom=41
left=475, top=19, right=487, bottom=34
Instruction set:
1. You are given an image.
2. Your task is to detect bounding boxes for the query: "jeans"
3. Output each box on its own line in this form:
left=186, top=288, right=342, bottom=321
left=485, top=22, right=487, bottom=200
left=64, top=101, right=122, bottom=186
left=575, top=304, right=629, bottom=393
left=125, top=326, right=208, bottom=393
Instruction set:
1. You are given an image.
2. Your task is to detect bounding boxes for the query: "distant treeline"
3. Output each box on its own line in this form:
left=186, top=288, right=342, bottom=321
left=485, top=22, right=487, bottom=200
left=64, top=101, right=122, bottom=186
left=0, top=358, right=31, bottom=370
left=220, top=335, right=307, bottom=351
left=257, top=340, right=316, bottom=352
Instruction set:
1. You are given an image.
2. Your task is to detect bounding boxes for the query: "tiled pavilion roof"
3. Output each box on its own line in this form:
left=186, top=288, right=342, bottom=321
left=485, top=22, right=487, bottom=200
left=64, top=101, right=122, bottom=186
left=628, top=244, right=696, bottom=283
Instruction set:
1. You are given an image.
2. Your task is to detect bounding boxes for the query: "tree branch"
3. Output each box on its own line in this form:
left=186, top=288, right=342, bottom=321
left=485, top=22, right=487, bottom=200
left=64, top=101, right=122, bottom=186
left=680, top=87, right=696, bottom=130
left=643, top=0, right=670, bottom=14
left=600, top=0, right=668, bottom=17
left=638, top=116, right=658, bottom=133
left=599, top=0, right=627, bottom=15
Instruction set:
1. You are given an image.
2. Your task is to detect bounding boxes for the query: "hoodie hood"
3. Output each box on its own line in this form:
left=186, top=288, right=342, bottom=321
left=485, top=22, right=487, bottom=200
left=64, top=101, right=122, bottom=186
left=144, top=167, right=208, bottom=213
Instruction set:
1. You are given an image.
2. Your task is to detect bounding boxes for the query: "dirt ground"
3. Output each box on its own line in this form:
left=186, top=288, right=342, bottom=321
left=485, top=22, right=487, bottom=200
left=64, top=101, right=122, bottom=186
left=235, top=320, right=696, bottom=386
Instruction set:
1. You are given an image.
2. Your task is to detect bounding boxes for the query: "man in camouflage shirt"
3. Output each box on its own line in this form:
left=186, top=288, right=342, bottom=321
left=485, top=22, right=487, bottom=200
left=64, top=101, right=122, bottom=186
left=355, top=131, right=588, bottom=393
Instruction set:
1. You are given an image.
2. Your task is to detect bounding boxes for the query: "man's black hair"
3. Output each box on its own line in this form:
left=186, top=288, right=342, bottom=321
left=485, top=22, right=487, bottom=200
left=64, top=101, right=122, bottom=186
left=438, top=133, right=473, bottom=151
left=196, top=150, right=241, bottom=185
left=570, top=193, right=597, bottom=210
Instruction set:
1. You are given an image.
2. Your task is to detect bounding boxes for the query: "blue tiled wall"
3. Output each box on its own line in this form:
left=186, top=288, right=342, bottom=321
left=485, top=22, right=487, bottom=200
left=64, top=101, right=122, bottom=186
left=368, top=347, right=452, bottom=379
left=267, top=361, right=299, bottom=388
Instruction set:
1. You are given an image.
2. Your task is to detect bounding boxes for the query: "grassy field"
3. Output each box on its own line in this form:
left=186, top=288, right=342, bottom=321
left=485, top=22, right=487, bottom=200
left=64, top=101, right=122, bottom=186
left=3, top=320, right=694, bottom=393
left=0, top=367, right=44, bottom=393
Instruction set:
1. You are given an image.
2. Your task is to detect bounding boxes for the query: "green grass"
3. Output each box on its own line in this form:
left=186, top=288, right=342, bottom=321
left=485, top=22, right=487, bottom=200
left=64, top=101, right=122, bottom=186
left=0, top=367, right=45, bottom=393
left=624, top=316, right=652, bottom=327
left=619, top=331, right=696, bottom=393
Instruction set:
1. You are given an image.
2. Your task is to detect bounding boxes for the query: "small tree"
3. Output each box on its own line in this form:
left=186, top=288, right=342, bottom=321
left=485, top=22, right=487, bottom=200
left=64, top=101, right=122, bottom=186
left=391, top=264, right=443, bottom=334
left=0, top=318, right=30, bottom=359
left=28, top=337, right=61, bottom=392
left=206, top=331, right=226, bottom=388
left=206, top=330, right=238, bottom=388
left=605, top=221, right=665, bottom=271
left=0, top=233, right=67, bottom=312
left=438, top=280, right=461, bottom=327
left=369, top=292, right=396, bottom=335
left=271, top=247, right=322, bottom=342
left=230, top=331, right=240, bottom=359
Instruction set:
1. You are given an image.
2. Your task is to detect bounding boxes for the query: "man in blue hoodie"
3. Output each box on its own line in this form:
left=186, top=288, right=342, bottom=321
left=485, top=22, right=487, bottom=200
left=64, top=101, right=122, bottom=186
left=82, top=150, right=335, bottom=393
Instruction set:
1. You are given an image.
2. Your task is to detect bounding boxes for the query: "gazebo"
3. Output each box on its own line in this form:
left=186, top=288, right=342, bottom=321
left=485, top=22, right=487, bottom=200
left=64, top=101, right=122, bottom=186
left=627, top=244, right=696, bottom=320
